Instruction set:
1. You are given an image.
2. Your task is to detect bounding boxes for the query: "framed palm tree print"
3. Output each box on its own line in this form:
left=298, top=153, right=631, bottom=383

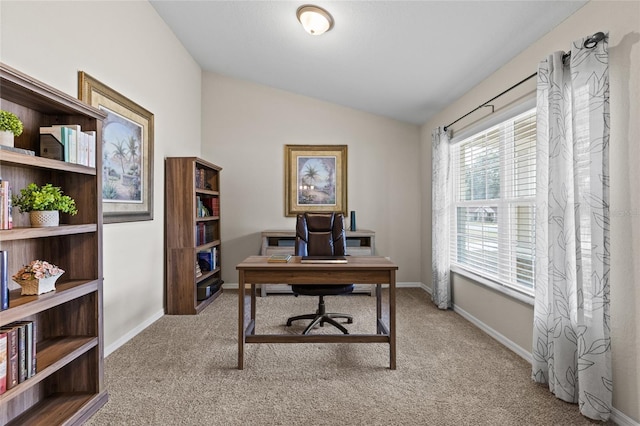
left=284, top=144, right=347, bottom=217
left=78, top=71, right=154, bottom=223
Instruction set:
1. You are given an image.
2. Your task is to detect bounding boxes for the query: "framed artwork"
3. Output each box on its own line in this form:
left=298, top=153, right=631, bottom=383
left=78, top=72, right=154, bottom=223
left=284, top=144, right=347, bottom=217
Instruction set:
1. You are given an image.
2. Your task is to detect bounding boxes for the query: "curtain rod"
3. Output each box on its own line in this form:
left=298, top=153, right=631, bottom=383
left=443, top=72, right=536, bottom=132
left=443, top=31, right=606, bottom=132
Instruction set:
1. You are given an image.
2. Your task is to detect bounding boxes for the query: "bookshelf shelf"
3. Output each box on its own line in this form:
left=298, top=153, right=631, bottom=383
left=0, top=62, right=107, bottom=425
left=165, top=157, right=223, bottom=315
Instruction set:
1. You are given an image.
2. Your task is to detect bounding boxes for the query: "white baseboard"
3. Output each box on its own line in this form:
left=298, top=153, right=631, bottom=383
left=104, top=308, right=164, bottom=357
left=611, top=408, right=640, bottom=426
left=440, top=293, right=637, bottom=426
left=452, top=304, right=533, bottom=364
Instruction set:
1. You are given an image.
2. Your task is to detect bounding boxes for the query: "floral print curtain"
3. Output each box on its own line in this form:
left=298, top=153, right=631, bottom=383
left=431, top=127, right=452, bottom=309
left=532, top=33, right=611, bottom=421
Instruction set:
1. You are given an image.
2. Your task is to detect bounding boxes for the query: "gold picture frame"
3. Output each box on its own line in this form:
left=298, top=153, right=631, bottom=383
left=78, top=71, right=154, bottom=223
left=284, top=144, right=347, bottom=217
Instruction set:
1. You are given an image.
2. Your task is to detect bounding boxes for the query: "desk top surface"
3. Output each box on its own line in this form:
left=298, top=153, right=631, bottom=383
left=236, top=255, right=397, bottom=270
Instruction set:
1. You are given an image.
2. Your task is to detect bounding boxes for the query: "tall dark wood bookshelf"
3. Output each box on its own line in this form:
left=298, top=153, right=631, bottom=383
left=0, top=63, right=108, bottom=424
left=165, top=157, right=222, bottom=315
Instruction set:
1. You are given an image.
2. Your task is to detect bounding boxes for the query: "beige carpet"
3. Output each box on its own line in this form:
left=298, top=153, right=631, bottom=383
left=86, top=288, right=608, bottom=425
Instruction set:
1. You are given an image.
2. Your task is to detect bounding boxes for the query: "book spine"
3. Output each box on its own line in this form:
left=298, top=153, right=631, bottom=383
left=67, top=127, right=77, bottom=164
left=87, top=131, right=96, bottom=168
left=16, top=322, right=34, bottom=378
left=61, top=127, right=69, bottom=162
left=0, top=250, right=8, bottom=311
left=0, top=332, right=6, bottom=394
left=0, top=326, right=18, bottom=389
left=16, top=323, right=26, bottom=383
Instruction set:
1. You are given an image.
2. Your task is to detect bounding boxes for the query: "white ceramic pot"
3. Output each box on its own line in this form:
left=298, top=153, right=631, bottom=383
left=14, top=274, right=62, bottom=295
left=29, top=210, right=60, bottom=227
left=0, top=130, right=14, bottom=147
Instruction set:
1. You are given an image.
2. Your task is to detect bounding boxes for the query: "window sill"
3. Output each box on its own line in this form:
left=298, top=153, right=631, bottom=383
left=450, top=264, right=534, bottom=306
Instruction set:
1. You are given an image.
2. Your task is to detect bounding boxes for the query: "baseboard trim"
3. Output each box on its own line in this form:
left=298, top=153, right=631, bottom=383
left=611, top=408, right=640, bottom=426
left=438, top=291, right=637, bottom=426
left=452, top=304, right=533, bottom=364
left=104, top=308, right=164, bottom=357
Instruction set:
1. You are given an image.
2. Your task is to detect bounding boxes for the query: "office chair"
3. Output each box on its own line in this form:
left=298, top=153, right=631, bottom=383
left=286, top=212, right=354, bottom=335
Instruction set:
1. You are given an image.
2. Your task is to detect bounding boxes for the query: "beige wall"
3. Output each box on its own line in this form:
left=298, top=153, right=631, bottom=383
left=1, top=1, right=203, bottom=350
left=200, top=73, right=422, bottom=284
left=421, top=0, right=640, bottom=420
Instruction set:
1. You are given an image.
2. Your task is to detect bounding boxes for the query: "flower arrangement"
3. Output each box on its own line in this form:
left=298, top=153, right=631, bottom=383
left=0, top=109, right=24, bottom=136
left=12, top=183, right=78, bottom=214
left=13, top=260, right=65, bottom=282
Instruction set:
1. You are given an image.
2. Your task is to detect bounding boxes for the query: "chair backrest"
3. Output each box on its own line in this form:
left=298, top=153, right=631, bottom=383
left=295, top=212, right=346, bottom=257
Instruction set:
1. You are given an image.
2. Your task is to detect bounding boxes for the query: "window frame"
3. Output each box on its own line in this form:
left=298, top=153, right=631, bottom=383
left=449, top=100, right=536, bottom=304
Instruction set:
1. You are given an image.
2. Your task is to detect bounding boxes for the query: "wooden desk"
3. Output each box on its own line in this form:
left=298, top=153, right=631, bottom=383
left=236, top=255, right=398, bottom=370
left=260, top=229, right=376, bottom=296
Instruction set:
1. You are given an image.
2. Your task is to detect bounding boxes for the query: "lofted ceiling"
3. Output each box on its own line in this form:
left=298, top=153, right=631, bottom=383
left=150, top=0, right=588, bottom=125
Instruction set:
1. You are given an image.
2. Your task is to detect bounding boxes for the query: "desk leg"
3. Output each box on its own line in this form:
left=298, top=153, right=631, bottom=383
left=389, top=270, right=396, bottom=370
left=238, top=271, right=245, bottom=370
left=376, top=284, right=382, bottom=334
left=250, top=284, right=257, bottom=335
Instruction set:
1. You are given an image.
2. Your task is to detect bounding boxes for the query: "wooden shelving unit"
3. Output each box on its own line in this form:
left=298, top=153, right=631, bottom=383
left=0, top=63, right=107, bottom=424
left=165, top=157, right=222, bottom=315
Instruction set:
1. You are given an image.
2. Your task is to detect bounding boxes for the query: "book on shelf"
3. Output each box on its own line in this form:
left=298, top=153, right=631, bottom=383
left=268, top=254, right=292, bottom=263
left=0, top=331, right=6, bottom=394
left=0, top=325, right=18, bottom=390
left=15, top=321, right=36, bottom=378
left=197, top=248, right=217, bottom=271
left=0, top=179, right=13, bottom=230
left=1, top=250, right=8, bottom=311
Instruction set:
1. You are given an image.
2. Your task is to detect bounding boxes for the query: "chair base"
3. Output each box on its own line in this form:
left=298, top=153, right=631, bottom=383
left=286, top=295, right=353, bottom=335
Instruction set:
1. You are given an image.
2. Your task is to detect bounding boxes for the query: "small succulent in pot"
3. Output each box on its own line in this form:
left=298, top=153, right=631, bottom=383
left=0, top=109, right=24, bottom=136
left=12, top=183, right=78, bottom=215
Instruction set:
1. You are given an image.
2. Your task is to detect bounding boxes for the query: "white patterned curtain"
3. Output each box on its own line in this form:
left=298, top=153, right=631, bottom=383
left=431, top=127, right=452, bottom=309
left=532, top=33, right=611, bottom=421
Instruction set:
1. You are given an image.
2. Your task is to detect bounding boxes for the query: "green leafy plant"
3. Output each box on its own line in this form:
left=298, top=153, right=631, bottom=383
left=0, top=109, right=24, bottom=136
left=12, top=183, right=78, bottom=215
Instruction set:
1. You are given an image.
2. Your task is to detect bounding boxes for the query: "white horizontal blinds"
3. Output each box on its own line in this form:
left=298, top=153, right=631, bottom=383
left=450, top=108, right=536, bottom=294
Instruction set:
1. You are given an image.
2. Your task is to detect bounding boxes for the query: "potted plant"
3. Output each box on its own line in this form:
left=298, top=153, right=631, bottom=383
left=0, top=109, right=24, bottom=147
left=12, top=183, right=78, bottom=227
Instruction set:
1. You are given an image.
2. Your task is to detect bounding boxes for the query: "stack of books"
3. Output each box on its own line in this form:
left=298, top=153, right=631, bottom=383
left=0, top=320, right=37, bottom=394
left=39, top=124, right=96, bottom=167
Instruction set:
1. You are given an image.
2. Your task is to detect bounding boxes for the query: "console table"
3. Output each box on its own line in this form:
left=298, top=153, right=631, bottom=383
left=260, top=229, right=376, bottom=296
left=236, top=255, right=398, bottom=370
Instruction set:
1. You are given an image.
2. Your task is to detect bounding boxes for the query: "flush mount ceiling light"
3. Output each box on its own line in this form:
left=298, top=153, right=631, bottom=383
left=296, top=5, right=334, bottom=35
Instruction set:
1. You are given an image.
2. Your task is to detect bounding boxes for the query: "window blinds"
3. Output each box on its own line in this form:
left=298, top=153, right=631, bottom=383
left=450, top=108, right=536, bottom=294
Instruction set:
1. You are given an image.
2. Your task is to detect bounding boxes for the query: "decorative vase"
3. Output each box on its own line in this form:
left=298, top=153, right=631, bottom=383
left=0, top=130, right=14, bottom=147
left=14, top=273, right=62, bottom=295
left=29, top=210, right=59, bottom=227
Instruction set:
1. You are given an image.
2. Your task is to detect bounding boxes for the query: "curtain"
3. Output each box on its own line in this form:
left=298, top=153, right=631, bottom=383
left=431, top=127, right=452, bottom=309
left=532, top=34, right=611, bottom=421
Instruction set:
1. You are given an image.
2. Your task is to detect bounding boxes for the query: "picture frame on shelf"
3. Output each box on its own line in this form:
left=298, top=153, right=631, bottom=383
left=78, top=71, right=154, bottom=223
left=284, top=144, right=347, bottom=217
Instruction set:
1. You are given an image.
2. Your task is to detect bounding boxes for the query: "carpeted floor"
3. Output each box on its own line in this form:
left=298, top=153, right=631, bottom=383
left=86, top=288, right=608, bottom=425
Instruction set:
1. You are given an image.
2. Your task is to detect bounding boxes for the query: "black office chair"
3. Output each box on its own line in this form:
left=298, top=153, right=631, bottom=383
left=286, top=212, right=354, bottom=335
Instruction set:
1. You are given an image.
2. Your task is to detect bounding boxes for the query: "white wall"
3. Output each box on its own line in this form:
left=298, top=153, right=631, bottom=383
left=201, top=73, right=422, bottom=284
left=0, top=1, right=202, bottom=351
left=421, top=0, right=640, bottom=421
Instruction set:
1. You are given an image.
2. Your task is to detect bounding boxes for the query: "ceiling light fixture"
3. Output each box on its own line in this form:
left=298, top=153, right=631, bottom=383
left=296, top=5, right=334, bottom=36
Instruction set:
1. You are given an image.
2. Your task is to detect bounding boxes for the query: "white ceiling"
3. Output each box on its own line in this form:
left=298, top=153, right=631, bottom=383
left=150, top=0, right=588, bottom=125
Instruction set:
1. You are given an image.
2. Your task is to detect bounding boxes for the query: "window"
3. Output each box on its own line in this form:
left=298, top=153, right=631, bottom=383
left=450, top=108, right=536, bottom=296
